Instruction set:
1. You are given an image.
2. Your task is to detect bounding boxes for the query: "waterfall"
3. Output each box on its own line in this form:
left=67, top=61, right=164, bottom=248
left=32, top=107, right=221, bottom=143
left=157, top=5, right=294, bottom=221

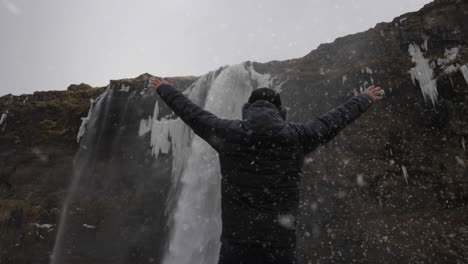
left=155, top=62, right=275, bottom=264
left=50, top=62, right=276, bottom=264
left=49, top=77, right=178, bottom=264
left=50, top=86, right=114, bottom=264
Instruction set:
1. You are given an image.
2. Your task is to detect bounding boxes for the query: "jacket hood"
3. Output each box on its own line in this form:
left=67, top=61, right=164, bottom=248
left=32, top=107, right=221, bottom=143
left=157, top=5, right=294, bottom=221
left=241, top=100, right=285, bottom=136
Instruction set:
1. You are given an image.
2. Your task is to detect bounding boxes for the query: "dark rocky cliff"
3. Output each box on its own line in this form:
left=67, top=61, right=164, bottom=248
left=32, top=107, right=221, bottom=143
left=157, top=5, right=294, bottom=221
left=1, top=1, right=467, bottom=263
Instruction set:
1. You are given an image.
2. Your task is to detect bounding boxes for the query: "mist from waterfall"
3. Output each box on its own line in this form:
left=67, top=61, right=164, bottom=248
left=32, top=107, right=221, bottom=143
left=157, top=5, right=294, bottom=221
left=50, top=87, right=113, bottom=264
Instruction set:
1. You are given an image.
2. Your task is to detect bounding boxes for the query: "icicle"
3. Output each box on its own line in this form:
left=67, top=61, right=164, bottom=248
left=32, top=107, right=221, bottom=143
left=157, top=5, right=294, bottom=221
left=460, top=65, right=468, bottom=86
left=138, top=101, right=178, bottom=159
left=0, top=112, right=7, bottom=127
left=437, top=47, right=459, bottom=66
left=421, top=39, right=428, bottom=51
left=77, top=100, right=94, bottom=143
left=408, top=42, right=438, bottom=106
left=443, top=64, right=459, bottom=74
left=462, top=137, right=466, bottom=151
left=33, top=223, right=54, bottom=230
left=77, top=86, right=111, bottom=143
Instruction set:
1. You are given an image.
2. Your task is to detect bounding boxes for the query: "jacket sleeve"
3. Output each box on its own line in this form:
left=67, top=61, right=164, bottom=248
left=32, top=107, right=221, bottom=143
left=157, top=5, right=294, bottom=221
left=294, top=93, right=374, bottom=154
left=156, top=83, right=233, bottom=149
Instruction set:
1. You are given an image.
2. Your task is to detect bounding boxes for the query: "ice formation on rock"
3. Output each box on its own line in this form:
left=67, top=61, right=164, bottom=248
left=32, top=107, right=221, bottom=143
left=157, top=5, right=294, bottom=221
left=120, top=84, right=130, bottom=92
left=408, top=41, right=438, bottom=106
left=460, top=65, right=468, bottom=86
left=77, top=86, right=111, bottom=143
left=0, top=112, right=7, bottom=131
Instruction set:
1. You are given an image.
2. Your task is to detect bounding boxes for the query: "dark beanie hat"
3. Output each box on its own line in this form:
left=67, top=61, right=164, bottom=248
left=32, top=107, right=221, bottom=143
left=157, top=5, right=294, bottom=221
left=248, top=87, right=282, bottom=109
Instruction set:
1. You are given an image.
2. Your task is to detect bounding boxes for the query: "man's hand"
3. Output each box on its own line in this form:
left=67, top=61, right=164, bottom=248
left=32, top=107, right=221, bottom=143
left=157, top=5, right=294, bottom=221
left=148, top=77, right=169, bottom=90
left=354, top=85, right=383, bottom=101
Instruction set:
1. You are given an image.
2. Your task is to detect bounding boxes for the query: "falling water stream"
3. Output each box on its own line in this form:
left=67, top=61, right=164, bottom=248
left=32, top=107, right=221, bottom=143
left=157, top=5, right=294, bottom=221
left=50, top=62, right=277, bottom=264
left=159, top=63, right=271, bottom=264
left=51, top=87, right=114, bottom=264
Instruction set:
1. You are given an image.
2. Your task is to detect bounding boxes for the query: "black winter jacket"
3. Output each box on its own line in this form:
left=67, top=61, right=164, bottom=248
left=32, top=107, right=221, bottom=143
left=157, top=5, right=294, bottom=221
left=156, top=84, right=374, bottom=248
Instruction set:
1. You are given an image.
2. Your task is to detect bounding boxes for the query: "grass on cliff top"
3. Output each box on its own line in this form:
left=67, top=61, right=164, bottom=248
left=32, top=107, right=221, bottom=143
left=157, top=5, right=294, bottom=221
left=0, top=87, right=106, bottom=146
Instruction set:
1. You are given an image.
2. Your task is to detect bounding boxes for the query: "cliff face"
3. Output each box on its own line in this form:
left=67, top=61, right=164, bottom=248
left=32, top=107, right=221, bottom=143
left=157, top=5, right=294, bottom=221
left=270, top=1, right=468, bottom=262
left=1, top=1, right=468, bottom=263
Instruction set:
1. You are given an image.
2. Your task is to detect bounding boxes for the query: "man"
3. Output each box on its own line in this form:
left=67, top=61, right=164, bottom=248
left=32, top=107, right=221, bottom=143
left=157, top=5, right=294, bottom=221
left=149, top=77, right=382, bottom=263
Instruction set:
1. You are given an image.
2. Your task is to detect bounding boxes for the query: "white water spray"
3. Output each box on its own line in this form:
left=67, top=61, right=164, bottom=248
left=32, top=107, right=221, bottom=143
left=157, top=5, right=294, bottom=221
left=50, top=87, right=112, bottom=264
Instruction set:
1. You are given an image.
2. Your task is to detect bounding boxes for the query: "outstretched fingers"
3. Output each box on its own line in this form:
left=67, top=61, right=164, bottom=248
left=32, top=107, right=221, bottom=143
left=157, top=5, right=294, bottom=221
left=362, top=85, right=383, bottom=101
left=148, top=77, right=165, bottom=89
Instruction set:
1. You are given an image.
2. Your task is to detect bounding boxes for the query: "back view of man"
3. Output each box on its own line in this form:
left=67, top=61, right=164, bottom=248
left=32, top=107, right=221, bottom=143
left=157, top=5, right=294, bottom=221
left=149, top=78, right=382, bottom=264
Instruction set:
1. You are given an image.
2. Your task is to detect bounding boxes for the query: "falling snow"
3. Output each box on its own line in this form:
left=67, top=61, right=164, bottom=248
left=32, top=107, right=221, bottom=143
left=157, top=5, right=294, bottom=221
left=32, top=147, right=48, bottom=163
left=33, top=223, right=54, bottom=229
left=277, top=214, right=296, bottom=230
left=2, top=0, right=21, bottom=15
left=401, top=166, right=409, bottom=185
left=356, top=174, right=367, bottom=187
left=83, top=224, right=96, bottom=229
left=455, top=156, right=466, bottom=168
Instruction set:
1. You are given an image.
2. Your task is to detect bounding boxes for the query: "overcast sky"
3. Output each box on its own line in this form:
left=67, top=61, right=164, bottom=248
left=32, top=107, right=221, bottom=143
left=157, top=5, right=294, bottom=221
left=0, top=0, right=432, bottom=96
